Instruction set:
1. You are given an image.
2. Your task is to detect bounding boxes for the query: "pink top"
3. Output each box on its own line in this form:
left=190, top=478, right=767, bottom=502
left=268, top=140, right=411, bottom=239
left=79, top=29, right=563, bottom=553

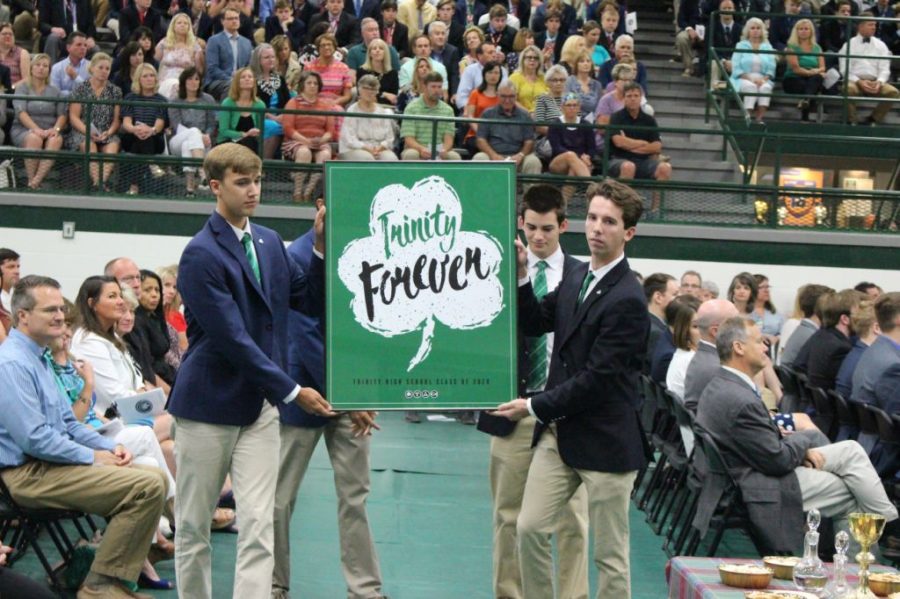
left=0, top=45, right=23, bottom=86
left=303, top=59, right=353, bottom=102
left=282, top=95, right=335, bottom=139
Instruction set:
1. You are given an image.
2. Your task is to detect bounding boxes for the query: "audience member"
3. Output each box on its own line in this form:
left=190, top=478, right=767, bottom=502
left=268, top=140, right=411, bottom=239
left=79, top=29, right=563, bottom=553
left=582, top=20, right=610, bottom=73
left=198, top=0, right=256, bottom=40
left=0, top=275, right=167, bottom=599
left=458, top=25, right=485, bottom=72
left=346, top=17, right=401, bottom=71
left=535, top=10, right=565, bottom=66
left=651, top=296, right=700, bottom=384
left=397, top=55, right=433, bottom=112
left=680, top=270, right=703, bottom=298
left=508, top=44, right=546, bottom=113
left=819, top=0, right=853, bottom=67
left=39, top=0, right=96, bottom=64
left=455, top=40, right=505, bottom=109
left=282, top=70, right=334, bottom=201
left=136, top=270, right=178, bottom=386
left=479, top=4, right=515, bottom=53
left=840, top=12, right=899, bottom=126
left=598, top=35, right=648, bottom=94
left=694, top=316, right=897, bottom=553
left=684, top=298, right=740, bottom=413
left=158, top=264, right=188, bottom=352
left=644, top=272, right=679, bottom=373
left=398, top=0, right=436, bottom=45
left=781, top=284, right=833, bottom=367
left=272, top=34, right=302, bottom=90
left=565, top=50, right=603, bottom=117
left=727, top=271, right=757, bottom=315
left=217, top=67, right=265, bottom=152
left=852, top=292, right=900, bottom=404
left=121, top=63, right=168, bottom=196
left=155, top=12, right=204, bottom=99
left=434, top=0, right=465, bottom=51
left=169, top=67, right=216, bottom=196
left=666, top=296, right=703, bottom=399
left=532, top=0, right=576, bottom=38
left=556, top=34, right=585, bottom=75
left=251, top=43, right=291, bottom=159
left=770, top=0, right=806, bottom=51
left=49, top=31, right=90, bottom=97
left=871, top=0, right=899, bottom=54
left=308, top=0, right=360, bottom=47
left=0, top=21, right=28, bottom=86
left=356, top=38, right=399, bottom=105
left=707, top=0, right=740, bottom=85
left=428, top=20, right=460, bottom=96
left=112, top=41, right=146, bottom=97
left=265, top=0, right=306, bottom=51
left=12, top=54, right=67, bottom=191
left=674, top=0, right=704, bottom=77
left=835, top=299, right=878, bottom=399
left=204, top=7, right=252, bottom=100
left=796, top=289, right=862, bottom=391
left=463, top=60, right=501, bottom=152
left=592, top=61, right=632, bottom=149
left=454, top=0, right=488, bottom=29
left=400, top=72, right=461, bottom=160
left=730, top=17, right=776, bottom=123
left=505, top=25, right=533, bottom=72
left=783, top=18, right=825, bottom=121
left=609, top=83, right=671, bottom=183
left=533, top=63, right=566, bottom=150
left=66, top=52, right=121, bottom=192
left=595, top=2, right=620, bottom=57
left=380, top=0, right=410, bottom=58
left=400, top=35, right=450, bottom=96
left=473, top=80, right=541, bottom=174
left=0, top=250, right=20, bottom=322
left=752, top=273, right=784, bottom=345
left=855, top=281, right=883, bottom=300
left=118, top=0, right=164, bottom=49
left=701, top=279, right=720, bottom=301
left=548, top=92, right=595, bottom=200
left=339, top=74, right=398, bottom=160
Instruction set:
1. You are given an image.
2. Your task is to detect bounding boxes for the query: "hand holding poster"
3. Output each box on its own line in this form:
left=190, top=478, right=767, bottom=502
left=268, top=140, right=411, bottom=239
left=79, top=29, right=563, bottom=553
left=326, top=163, right=517, bottom=410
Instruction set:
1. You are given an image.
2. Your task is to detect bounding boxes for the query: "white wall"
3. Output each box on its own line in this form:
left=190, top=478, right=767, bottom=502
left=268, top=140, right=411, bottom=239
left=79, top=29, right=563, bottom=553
left=1, top=227, right=897, bottom=315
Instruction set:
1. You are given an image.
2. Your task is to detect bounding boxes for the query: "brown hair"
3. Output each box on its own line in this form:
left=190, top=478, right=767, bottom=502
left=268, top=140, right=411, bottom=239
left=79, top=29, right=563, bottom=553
left=203, top=143, right=262, bottom=182
left=584, top=178, right=644, bottom=229
left=875, top=292, right=900, bottom=333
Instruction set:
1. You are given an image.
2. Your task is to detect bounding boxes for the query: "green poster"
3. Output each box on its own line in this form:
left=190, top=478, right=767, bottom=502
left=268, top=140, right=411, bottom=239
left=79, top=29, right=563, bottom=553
left=325, top=162, right=517, bottom=410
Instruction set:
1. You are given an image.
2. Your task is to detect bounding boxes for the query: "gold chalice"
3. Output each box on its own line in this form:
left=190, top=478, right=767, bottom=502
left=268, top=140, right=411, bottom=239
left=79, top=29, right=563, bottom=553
left=846, top=512, right=886, bottom=598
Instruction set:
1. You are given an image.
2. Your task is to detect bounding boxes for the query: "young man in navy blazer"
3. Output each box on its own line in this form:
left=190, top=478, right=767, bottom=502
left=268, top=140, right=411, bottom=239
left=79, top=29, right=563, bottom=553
left=478, top=185, right=589, bottom=599
left=169, top=143, right=334, bottom=599
left=495, top=178, right=649, bottom=599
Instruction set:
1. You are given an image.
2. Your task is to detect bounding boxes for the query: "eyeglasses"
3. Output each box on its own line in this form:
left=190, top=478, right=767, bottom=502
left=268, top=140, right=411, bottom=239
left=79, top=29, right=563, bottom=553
left=547, top=78, right=565, bottom=83
left=524, top=55, right=539, bottom=60
left=28, top=306, right=68, bottom=315
left=499, top=94, right=517, bottom=99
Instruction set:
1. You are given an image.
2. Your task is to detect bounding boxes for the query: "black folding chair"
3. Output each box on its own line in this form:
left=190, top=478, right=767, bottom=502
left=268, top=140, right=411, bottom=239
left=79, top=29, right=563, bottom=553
left=829, top=389, right=859, bottom=441
left=806, top=385, right=838, bottom=441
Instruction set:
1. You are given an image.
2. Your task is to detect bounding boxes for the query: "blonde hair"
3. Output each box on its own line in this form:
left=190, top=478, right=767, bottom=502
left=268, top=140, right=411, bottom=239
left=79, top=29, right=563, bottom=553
left=575, top=49, right=593, bottom=73
left=515, top=44, right=544, bottom=75
left=559, top=35, right=585, bottom=69
left=362, top=39, right=393, bottom=73
left=165, top=12, right=196, bottom=50
left=411, top=56, right=433, bottom=94
left=88, top=52, right=113, bottom=76
left=741, top=17, right=769, bottom=41
left=131, top=62, right=159, bottom=94
left=228, top=67, right=258, bottom=102
left=157, top=265, right=182, bottom=312
left=28, top=53, right=52, bottom=88
left=787, top=18, right=816, bottom=47
left=851, top=300, right=877, bottom=337
left=204, top=143, right=262, bottom=182
left=463, top=26, right=485, bottom=51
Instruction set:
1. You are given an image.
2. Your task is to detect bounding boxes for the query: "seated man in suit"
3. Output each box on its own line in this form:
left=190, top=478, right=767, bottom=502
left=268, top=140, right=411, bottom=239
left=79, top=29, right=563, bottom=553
left=0, top=275, right=168, bottom=599
left=427, top=19, right=460, bottom=97
left=852, top=292, right=900, bottom=404
left=684, top=298, right=739, bottom=413
left=379, top=0, right=409, bottom=58
left=39, top=0, right=97, bottom=64
left=705, top=0, right=741, bottom=85
left=780, top=283, right=832, bottom=367
left=477, top=184, right=589, bottom=599
left=204, top=7, right=253, bottom=99
left=265, top=0, right=307, bottom=50
left=642, top=272, right=678, bottom=374
left=495, top=179, right=650, bottom=598
left=795, top=289, right=863, bottom=391
left=479, top=4, right=515, bottom=54
left=695, top=317, right=897, bottom=554
left=308, top=0, right=359, bottom=47
left=117, top=0, right=165, bottom=49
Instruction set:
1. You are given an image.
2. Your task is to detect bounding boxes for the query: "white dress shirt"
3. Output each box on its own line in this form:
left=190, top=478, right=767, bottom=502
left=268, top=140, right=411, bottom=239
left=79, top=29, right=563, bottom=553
left=840, top=34, right=892, bottom=83
left=666, top=348, right=696, bottom=400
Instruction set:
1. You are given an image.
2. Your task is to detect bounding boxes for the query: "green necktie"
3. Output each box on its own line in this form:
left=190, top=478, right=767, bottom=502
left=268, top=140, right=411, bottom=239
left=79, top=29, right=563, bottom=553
left=527, top=261, right=549, bottom=391
left=577, top=271, right=595, bottom=305
left=241, top=232, right=261, bottom=284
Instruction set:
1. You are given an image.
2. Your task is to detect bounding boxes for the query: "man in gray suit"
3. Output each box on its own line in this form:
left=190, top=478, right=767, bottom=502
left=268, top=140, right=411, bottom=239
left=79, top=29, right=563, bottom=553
left=780, top=284, right=833, bottom=367
left=204, top=7, right=253, bottom=100
left=695, top=317, right=897, bottom=553
left=683, top=298, right=739, bottom=414
left=852, top=292, right=900, bottom=404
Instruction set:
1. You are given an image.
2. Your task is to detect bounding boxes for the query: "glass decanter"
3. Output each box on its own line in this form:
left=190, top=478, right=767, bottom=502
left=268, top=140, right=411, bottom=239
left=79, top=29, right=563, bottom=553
left=824, top=530, right=850, bottom=599
left=794, top=508, right=829, bottom=595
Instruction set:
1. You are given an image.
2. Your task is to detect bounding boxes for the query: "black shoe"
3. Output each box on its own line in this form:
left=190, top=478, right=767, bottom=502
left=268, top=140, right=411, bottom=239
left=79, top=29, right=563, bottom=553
left=457, top=411, right=476, bottom=425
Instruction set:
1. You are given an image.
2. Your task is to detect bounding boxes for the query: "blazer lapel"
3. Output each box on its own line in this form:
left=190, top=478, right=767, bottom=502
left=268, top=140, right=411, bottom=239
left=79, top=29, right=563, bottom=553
left=558, top=258, right=630, bottom=349
left=210, top=213, right=271, bottom=310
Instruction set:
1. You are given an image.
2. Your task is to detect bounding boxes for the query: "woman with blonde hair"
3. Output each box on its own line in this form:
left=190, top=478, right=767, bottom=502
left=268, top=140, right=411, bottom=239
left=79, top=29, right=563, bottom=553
left=397, top=56, right=434, bottom=112
left=216, top=67, right=265, bottom=152
left=66, top=52, right=122, bottom=191
left=12, top=53, right=67, bottom=190
left=730, top=17, right=776, bottom=123
left=507, top=26, right=534, bottom=71
left=783, top=18, right=825, bottom=121
left=250, top=43, right=291, bottom=158
left=155, top=12, right=204, bottom=98
left=121, top=62, right=168, bottom=195
left=564, top=49, right=603, bottom=116
left=157, top=264, right=188, bottom=352
left=509, top=44, right=547, bottom=113
left=356, top=38, right=399, bottom=106
left=459, top=26, right=485, bottom=73
left=557, top=34, right=585, bottom=74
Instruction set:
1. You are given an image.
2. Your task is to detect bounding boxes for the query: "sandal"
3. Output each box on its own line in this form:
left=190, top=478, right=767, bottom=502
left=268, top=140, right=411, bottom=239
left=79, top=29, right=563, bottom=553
left=211, top=507, right=235, bottom=531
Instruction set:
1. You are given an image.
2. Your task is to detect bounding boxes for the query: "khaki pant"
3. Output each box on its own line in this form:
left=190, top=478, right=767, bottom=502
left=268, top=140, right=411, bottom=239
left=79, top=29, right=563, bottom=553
left=490, top=416, right=589, bottom=599
left=272, top=416, right=383, bottom=599
left=1, top=460, right=167, bottom=582
left=472, top=152, right=543, bottom=175
left=517, top=430, right=637, bottom=599
left=400, top=148, right=461, bottom=160
left=846, top=81, right=899, bottom=123
left=174, top=402, right=281, bottom=599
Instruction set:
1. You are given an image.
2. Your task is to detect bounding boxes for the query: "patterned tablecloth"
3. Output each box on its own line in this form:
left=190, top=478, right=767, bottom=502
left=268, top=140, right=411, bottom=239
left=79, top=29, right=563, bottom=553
left=666, top=556, right=898, bottom=599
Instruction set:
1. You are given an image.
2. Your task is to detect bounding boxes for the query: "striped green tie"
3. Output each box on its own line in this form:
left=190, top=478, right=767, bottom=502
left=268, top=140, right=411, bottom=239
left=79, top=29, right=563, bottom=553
left=241, top=232, right=261, bottom=284
left=527, top=261, right=549, bottom=391
left=577, top=271, right=595, bottom=305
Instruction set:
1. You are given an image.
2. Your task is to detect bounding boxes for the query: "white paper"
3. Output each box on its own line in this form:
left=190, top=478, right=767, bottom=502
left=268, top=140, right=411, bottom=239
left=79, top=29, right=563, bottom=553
left=626, top=12, right=638, bottom=34
left=114, top=387, right=166, bottom=424
left=695, top=24, right=706, bottom=40
left=823, top=67, right=841, bottom=90
left=96, top=418, right=125, bottom=438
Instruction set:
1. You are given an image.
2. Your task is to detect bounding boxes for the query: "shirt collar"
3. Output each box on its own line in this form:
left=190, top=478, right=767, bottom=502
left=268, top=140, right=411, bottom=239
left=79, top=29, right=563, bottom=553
left=699, top=339, right=716, bottom=350
left=588, top=251, right=624, bottom=284
left=7, top=328, right=47, bottom=358
left=527, top=245, right=564, bottom=271
left=722, top=365, right=759, bottom=394
left=227, top=217, right=252, bottom=242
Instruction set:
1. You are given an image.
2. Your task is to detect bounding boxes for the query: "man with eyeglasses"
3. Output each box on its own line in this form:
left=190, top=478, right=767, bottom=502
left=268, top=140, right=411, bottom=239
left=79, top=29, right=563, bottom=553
left=104, top=256, right=141, bottom=296
left=473, top=80, right=541, bottom=174
left=0, top=275, right=168, bottom=599
left=680, top=270, right=703, bottom=298
left=204, top=7, right=253, bottom=100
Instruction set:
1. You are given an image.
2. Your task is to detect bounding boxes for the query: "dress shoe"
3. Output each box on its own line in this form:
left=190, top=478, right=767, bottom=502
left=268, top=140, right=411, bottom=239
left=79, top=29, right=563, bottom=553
left=77, top=581, right=153, bottom=599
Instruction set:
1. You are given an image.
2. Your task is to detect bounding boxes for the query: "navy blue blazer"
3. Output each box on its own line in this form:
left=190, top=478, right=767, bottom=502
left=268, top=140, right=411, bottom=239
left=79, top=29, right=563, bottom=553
left=519, top=256, right=649, bottom=473
left=279, top=229, right=330, bottom=428
left=168, top=212, right=324, bottom=426
left=477, top=252, right=581, bottom=438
